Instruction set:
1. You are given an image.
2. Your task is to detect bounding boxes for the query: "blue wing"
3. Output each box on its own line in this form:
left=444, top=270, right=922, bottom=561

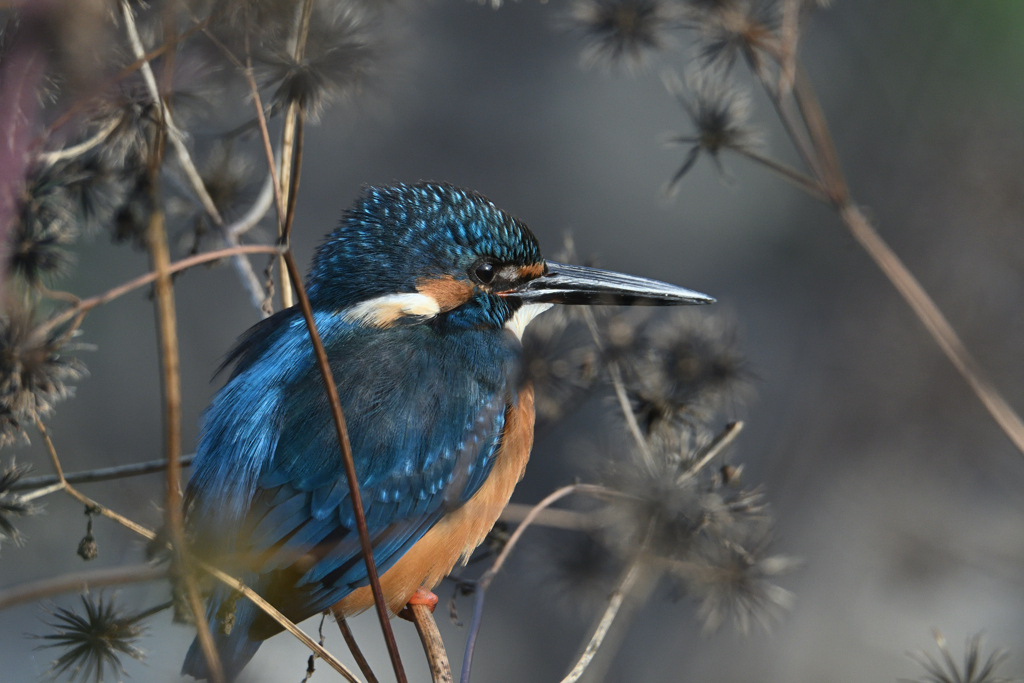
left=184, top=307, right=521, bottom=648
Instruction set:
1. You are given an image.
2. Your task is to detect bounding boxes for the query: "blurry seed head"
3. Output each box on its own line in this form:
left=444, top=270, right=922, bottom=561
left=88, top=80, right=160, bottom=169
left=8, top=164, right=79, bottom=286
left=677, top=531, right=798, bottom=634
left=907, top=632, right=1013, bottom=683
left=111, top=172, right=155, bottom=250
left=665, top=67, right=761, bottom=190
left=34, top=594, right=149, bottom=683
left=0, top=459, right=38, bottom=547
left=627, top=310, right=751, bottom=435
left=0, top=307, right=87, bottom=445
left=199, top=141, right=258, bottom=220
left=570, top=0, right=684, bottom=73
left=257, top=2, right=377, bottom=121
left=542, top=532, right=623, bottom=615
left=688, top=0, right=779, bottom=72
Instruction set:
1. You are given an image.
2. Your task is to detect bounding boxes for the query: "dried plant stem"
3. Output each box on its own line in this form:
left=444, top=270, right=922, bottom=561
left=276, top=0, right=315, bottom=308
left=460, top=482, right=623, bottom=683
left=147, top=206, right=224, bottom=682
left=579, top=308, right=655, bottom=464
left=200, top=564, right=364, bottom=683
left=34, top=416, right=156, bottom=541
left=677, top=421, right=743, bottom=485
left=734, top=148, right=826, bottom=201
left=121, top=1, right=267, bottom=312
left=335, top=617, right=381, bottom=683
left=283, top=252, right=409, bottom=683
left=12, top=455, right=197, bottom=492
left=753, top=52, right=1024, bottom=456
left=0, top=565, right=167, bottom=611
left=37, top=243, right=282, bottom=335
left=37, top=116, right=121, bottom=165
left=839, top=203, right=1024, bottom=454
left=282, top=108, right=306, bottom=244
left=32, top=418, right=365, bottom=683
left=119, top=1, right=222, bottom=227
left=409, top=605, right=453, bottom=683
left=559, top=558, right=644, bottom=683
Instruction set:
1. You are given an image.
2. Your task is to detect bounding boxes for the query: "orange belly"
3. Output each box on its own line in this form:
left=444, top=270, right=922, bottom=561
left=332, top=385, right=535, bottom=616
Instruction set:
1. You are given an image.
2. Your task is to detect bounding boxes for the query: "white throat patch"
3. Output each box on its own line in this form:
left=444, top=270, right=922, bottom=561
left=505, top=302, right=553, bottom=341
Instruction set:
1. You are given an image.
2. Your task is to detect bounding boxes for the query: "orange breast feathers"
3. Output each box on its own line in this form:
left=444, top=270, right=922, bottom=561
left=332, top=386, right=536, bottom=616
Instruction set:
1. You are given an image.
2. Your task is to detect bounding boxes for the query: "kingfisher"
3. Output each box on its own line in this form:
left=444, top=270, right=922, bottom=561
left=181, top=182, right=713, bottom=680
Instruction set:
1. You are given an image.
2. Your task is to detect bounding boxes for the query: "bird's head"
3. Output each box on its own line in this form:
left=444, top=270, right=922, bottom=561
left=307, top=182, right=713, bottom=336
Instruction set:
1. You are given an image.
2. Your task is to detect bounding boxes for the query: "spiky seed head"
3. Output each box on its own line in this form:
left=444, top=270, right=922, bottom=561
left=35, top=594, right=150, bottom=683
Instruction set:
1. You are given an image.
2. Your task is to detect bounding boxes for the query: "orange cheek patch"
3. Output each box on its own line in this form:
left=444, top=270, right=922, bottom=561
left=416, top=276, right=475, bottom=312
left=519, top=263, right=545, bottom=279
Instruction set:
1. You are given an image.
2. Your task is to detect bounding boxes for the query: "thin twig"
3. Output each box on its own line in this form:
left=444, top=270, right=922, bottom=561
left=498, top=503, right=601, bottom=530
left=11, top=455, right=196, bottom=492
left=150, top=230, right=224, bottom=682
left=734, top=148, right=827, bottom=201
left=36, top=243, right=282, bottom=336
left=32, top=418, right=365, bottom=683
left=777, top=58, right=1024, bottom=456
left=0, top=565, right=167, bottom=611
left=276, top=0, right=315, bottom=308
left=409, top=605, right=453, bottom=683
left=558, top=558, right=644, bottom=683
left=282, top=107, right=305, bottom=244
left=839, top=203, right=1024, bottom=455
left=283, top=252, right=408, bottom=683
left=676, top=421, right=743, bottom=486
left=460, top=483, right=622, bottom=683
left=37, top=116, right=121, bottom=165
left=579, top=308, right=655, bottom=467
left=34, top=417, right=156, bottom=541
left=17, top=481, right=65, bottom=501
left=335, top=617, right=380, bottom=683
left=777, top=0, right=800, bottom=96
left=120, top=0, right=224, bottom=226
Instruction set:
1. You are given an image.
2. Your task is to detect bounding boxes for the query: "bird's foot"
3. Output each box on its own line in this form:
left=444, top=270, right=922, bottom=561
left=398, top=588, right=438, bottom=621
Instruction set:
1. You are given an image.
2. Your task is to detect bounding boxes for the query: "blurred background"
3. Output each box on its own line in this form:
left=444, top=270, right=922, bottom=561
left=3, top=1, right=1024, bottom=681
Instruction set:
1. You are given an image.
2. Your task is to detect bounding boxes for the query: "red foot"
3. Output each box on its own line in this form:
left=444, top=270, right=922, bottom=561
left=398, top=588, right=438, bottom=621
left=408, top=588, right=438, bottom=610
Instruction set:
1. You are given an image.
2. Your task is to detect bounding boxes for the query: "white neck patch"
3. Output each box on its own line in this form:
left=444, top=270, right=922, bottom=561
left=341, top=292, right=441, bottom=327
left=505, top=302, right=553, bottom=341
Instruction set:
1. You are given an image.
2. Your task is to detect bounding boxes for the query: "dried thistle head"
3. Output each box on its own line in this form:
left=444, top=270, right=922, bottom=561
left=675, top=530, right=799, bottom=634
left=626, top=310, right=750, bottom=437
left=0, top=307, right=87, bottom=445
left=0, top=459, right=37, bottom=546
left=257, top=2, right=377, bottom=121
left=34, top=594, right=149, bottom=683
left=8, top=164, right=78, bottom=287
left=687, top=0, right=779, bottom=72
left=665, top=67, right=762, bottom=189
left=570, top=0, right=684, bottom=73
left=907, top=632, right=1014, bottom=683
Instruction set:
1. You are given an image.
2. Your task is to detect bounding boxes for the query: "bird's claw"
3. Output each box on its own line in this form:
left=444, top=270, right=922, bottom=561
left=398, top=588, right=438, bottom=621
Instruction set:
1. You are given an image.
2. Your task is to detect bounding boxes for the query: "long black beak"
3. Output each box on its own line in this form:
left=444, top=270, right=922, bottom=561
left=507, top=261, right=715, bottom=306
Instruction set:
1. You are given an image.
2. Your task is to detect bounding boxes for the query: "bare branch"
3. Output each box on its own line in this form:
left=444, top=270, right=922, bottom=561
left=334, top=616, right=380, bottom=683
left=408, top=605, right=453, bottom=683
left=559, top=559, right=644, bottom=683
left=283, top=252, right=408, bottom=683
left=0, top=565, right=167, bottom=611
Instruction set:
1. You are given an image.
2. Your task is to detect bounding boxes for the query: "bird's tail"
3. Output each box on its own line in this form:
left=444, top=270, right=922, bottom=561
left=181, top=584, right=263, bottom=682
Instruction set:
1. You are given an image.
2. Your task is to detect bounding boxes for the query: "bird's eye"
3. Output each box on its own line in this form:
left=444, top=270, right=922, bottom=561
left=474, top=261, right=496, bottom=284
